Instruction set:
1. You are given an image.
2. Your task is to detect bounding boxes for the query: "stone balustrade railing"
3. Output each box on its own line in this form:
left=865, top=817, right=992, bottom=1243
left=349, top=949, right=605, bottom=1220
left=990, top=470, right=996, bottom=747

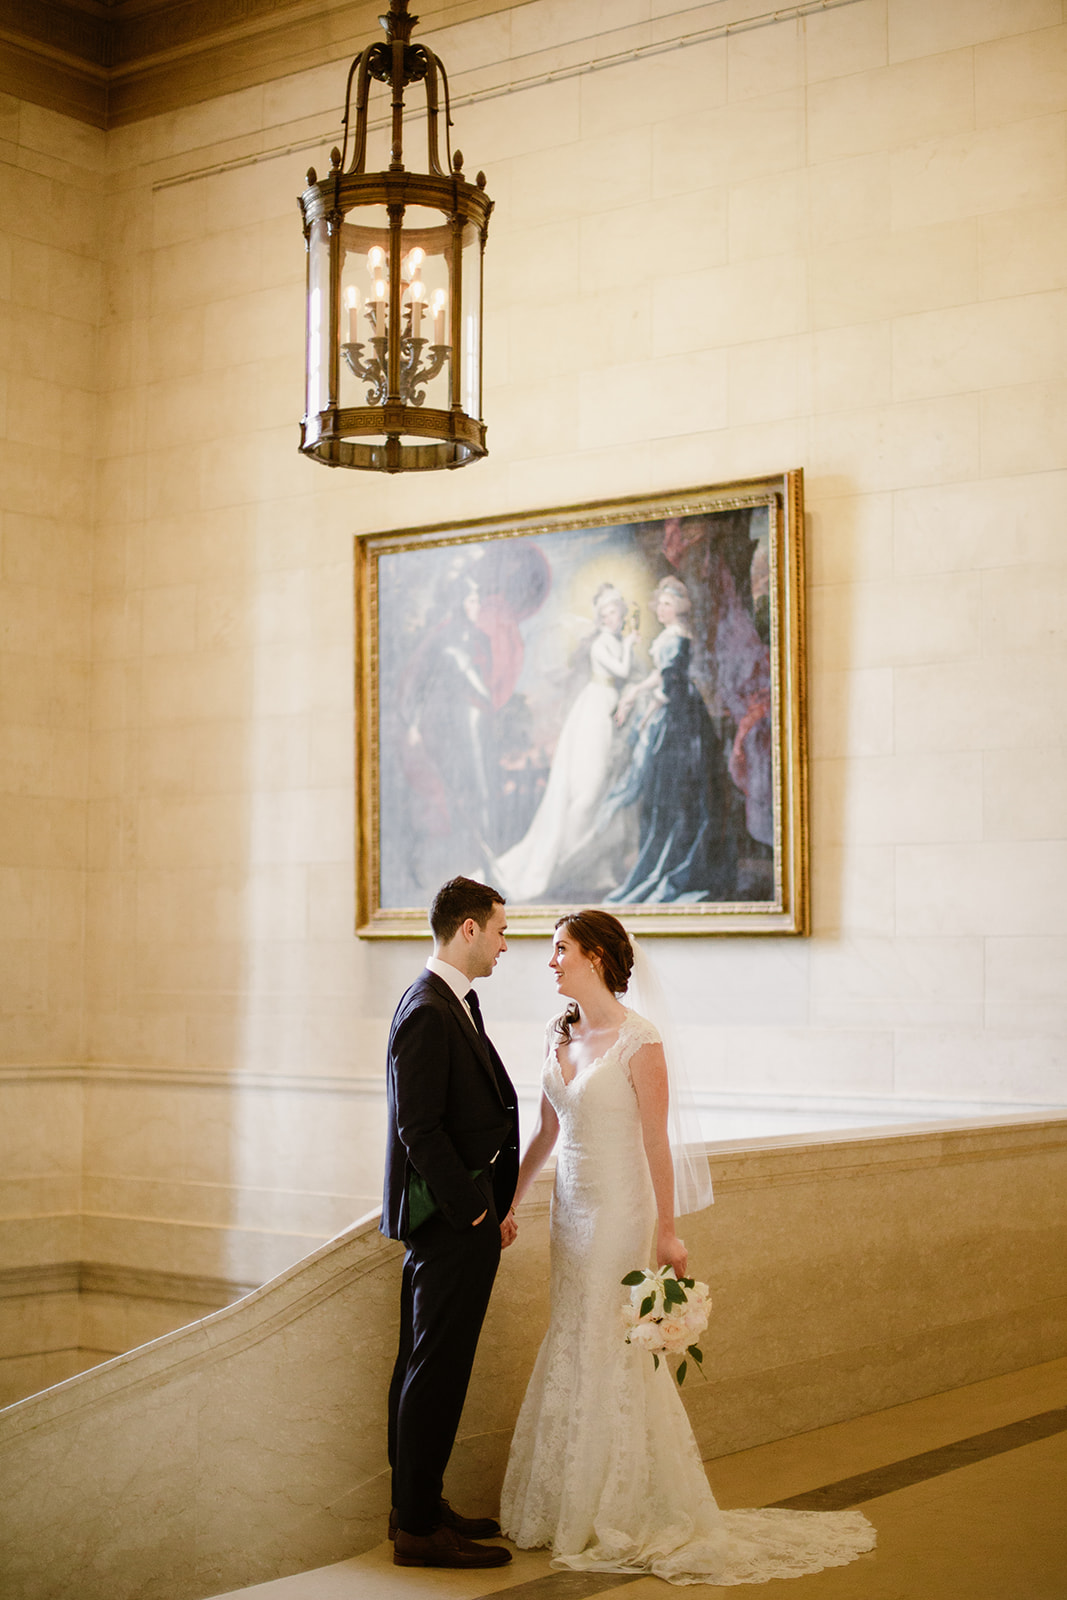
left=1, top=1115, right=1065, bottom=1600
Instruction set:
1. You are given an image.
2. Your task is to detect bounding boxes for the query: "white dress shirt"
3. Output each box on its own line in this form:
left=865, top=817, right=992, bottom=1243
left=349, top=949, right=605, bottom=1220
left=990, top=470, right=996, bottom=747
left=426, top=956, right=476, bottom=1027
left=425, top=957, right=499, bottom=1173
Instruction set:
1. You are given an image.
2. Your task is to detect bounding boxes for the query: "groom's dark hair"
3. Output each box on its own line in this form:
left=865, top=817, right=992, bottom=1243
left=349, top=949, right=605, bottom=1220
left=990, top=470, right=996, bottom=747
left=430, top=877, right=505, bottom=944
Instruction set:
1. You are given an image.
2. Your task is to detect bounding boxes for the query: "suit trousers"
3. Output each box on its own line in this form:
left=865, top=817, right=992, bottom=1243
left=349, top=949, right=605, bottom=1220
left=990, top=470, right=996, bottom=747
left=387, top=1200, right=502, bottom=1533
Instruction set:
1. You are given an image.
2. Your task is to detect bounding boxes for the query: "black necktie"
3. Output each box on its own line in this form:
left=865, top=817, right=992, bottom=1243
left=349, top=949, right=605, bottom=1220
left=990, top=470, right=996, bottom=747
left=466, top=989, right=509, bottom=1110
left=465, top=988, right=487, bottom=1041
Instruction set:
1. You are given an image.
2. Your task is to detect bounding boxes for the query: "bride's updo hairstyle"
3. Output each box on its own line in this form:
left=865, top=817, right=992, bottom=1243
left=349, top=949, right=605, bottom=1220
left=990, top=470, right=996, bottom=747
left=554, top=909, right=634, bottom=1042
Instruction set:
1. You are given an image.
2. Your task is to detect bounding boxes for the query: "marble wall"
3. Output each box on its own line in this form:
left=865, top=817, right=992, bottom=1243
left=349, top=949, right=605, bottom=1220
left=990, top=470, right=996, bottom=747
left=0, top=98, right=99, bottom=1300
left=1, top=0, right=1066, bottom=1378
left=0, top=98, right=98, bottom=1072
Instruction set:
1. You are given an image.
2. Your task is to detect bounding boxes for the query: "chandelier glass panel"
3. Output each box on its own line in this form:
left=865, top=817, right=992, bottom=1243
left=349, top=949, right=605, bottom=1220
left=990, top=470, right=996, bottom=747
left=298, top=2, right=493, bottom=473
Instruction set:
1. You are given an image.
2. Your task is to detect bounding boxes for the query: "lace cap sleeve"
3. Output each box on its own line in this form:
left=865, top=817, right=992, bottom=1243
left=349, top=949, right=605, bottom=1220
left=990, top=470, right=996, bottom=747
left=617, top=1009, right=661, bottom=1082
left=543, top=1014, right=564, bottom=1065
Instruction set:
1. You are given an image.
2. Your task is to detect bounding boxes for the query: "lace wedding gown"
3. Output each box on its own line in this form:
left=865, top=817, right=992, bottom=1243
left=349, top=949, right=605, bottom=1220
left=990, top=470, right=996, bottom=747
left=500, top=1010, right=876, bottom=1585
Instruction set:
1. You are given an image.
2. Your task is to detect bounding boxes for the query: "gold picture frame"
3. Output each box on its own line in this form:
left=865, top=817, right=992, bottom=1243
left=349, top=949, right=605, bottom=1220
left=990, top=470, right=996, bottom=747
left=355, top=472, right=807, bottom=936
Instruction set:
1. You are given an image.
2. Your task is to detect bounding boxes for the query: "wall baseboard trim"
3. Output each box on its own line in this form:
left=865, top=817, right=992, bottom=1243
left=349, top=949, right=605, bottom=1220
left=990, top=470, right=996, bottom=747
left=0, top=1261, right=256, bottom=1307
left=1, top=1063, right=1061, bottom=1124
left=0, top=1062, right=386, bottom=1096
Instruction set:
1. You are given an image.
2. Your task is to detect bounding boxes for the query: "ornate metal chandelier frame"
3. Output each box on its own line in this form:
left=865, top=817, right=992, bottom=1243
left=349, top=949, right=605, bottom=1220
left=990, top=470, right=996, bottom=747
left=298, top=0, right=493, bottom=473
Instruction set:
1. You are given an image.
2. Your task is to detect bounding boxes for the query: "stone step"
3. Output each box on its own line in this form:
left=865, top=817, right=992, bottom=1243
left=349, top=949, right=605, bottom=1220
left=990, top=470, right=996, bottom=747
left=207, top=1541, right=555, bottom=1598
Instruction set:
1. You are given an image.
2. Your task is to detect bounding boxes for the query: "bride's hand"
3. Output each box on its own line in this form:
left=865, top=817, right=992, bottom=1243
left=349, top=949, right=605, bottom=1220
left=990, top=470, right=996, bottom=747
left=657, top=1229, right=687, bottom=1279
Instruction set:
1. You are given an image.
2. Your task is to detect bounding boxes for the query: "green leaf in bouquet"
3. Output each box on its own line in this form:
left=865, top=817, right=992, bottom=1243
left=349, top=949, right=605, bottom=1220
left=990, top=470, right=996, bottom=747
left=652, top=1353, right=660, bottom=1370
left=663, top=1278, right=686, bottom=1306
left=640, top=1294, right=655, bottom=1319
left=676, top=1360, right=687, bottom=1385
left=621, top=1271, right=646, bottom=1286
left=687, top=1345, right=703, bottom=1363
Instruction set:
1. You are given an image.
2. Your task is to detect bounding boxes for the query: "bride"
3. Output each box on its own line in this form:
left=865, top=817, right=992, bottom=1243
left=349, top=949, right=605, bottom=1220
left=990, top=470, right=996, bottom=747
left=500, top=910, right=876, bottom=1585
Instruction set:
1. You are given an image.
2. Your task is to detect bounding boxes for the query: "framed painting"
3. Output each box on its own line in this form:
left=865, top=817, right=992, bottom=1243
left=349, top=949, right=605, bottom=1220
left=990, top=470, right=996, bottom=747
left=355, top=472, right=808, bottom=936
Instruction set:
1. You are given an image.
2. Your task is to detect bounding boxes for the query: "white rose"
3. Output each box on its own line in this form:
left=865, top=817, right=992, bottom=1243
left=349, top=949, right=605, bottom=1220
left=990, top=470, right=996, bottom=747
left=680, top=1303, right=708, bottom=1337
left=658, top=1317, right=690, bottom=1354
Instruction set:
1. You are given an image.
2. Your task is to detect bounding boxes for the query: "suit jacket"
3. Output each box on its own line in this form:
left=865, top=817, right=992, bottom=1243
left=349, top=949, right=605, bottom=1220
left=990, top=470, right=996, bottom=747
left=380, top=970, right=519, bottom=1241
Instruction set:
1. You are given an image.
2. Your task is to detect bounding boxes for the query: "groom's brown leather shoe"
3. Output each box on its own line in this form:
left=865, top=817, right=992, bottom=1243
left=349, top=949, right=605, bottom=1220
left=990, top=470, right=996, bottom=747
left=389, top=1500, right=502, bottom=1541
left=393, top=1524, right=512, bottom=1568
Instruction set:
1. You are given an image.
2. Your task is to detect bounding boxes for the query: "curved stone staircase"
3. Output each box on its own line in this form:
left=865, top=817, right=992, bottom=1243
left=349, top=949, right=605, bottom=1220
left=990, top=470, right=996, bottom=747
left=2, top=1118, right=1064, bottom=1600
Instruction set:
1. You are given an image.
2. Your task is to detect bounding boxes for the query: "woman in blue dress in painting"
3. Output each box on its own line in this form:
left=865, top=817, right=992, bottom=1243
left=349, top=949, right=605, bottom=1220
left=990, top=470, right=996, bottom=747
left=606, top=576, right=736, bottom=905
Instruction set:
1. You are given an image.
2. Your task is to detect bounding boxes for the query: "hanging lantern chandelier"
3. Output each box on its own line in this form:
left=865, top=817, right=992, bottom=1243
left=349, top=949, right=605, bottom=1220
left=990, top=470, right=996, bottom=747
left=297, top=1, right=493, bottom=473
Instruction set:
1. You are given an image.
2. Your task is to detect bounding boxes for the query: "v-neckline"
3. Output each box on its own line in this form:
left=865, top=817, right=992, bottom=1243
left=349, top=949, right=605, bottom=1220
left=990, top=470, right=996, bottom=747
left=554, top=1010, right=629, bottom=1088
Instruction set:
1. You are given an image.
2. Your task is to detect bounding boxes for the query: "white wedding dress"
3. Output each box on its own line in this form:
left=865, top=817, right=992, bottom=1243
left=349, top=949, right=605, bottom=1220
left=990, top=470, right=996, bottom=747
left=500, top=1009, right=876, bottom=1585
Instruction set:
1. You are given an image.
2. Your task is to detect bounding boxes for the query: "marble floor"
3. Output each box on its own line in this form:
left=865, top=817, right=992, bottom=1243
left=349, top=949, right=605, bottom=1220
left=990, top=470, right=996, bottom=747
left=211, top=1356, right=1067, bottom=1599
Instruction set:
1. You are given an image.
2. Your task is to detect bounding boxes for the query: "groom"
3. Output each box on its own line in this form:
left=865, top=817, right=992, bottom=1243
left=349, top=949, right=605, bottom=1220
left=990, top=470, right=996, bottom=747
left=381, top=877, right=519, bottom=1569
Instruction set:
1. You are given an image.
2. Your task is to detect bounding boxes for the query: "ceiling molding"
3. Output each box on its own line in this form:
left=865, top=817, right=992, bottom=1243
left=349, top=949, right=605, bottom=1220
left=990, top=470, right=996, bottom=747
left=0, top=2, right=109, bottom=68
left=0, top=0, right=516, bottom=128
left=0, top=33, right=108, bottom=125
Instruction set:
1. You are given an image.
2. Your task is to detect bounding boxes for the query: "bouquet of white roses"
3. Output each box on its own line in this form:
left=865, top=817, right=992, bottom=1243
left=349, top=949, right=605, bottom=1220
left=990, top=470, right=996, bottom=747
left=620, top=1265, right=710, bottom=1385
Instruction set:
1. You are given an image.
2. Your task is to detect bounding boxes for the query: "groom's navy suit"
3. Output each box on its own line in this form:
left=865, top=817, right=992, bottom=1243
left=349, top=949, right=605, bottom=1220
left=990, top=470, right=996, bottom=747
left=382, top=969, right=519, bottom=1533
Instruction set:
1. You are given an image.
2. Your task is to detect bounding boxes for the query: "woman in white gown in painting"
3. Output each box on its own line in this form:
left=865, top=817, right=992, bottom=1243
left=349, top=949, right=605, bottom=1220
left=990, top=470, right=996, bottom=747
left=500, top=910, right=877, bottom=1585
left=494, top=585, right=636, bottom=903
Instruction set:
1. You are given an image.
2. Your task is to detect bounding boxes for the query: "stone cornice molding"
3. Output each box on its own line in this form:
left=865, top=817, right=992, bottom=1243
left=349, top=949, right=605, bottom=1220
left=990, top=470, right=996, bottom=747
left=0, top=2, right=109, bottom=71
left=0, top=0, right=515, bottom=127
left=2, top=0, right=871, bottom=130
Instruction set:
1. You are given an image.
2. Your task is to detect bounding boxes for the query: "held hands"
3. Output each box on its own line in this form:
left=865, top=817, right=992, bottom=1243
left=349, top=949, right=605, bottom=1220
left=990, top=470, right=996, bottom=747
left=614, top=689, right=637, bottom=726
left=473, top=1205, right=519, bottom=1248
left=657, top=1228, right=688, bottom=1280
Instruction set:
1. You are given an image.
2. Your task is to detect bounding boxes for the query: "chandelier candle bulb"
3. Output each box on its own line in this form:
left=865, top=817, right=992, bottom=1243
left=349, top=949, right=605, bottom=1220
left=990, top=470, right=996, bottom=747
left=409, top=277, right=425, bottom=335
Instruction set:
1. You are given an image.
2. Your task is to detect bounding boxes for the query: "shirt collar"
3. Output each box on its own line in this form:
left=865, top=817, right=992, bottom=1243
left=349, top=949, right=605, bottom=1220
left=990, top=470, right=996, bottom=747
left=426, top=956, right=474, bottom=1006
